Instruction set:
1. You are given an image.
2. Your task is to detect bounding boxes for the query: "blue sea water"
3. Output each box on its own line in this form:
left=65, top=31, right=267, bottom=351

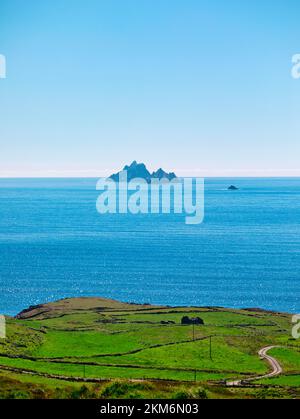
left=0, top=177, right=299, bottom=315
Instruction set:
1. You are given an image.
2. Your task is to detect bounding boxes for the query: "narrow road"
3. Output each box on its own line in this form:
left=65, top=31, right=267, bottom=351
left=227, top=346, right=282, bottom=386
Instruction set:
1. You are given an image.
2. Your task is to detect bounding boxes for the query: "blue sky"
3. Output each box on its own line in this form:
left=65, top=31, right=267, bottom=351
left=0, top=0, right=299, bottom=177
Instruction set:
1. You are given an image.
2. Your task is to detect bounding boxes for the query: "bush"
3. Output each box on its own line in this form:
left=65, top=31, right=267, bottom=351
left=70, top=385, right=96, bottom=399
left=101, top=381, right=151, bottom=398
left=172, top=390, right=193, bottom=400
left=8, top=390, right=30, bottom=399
left=194, top=387, right=208, bottom=399
left=172, top=387, right=208, bottom=400
left=254, top=388, right=282, bottom=399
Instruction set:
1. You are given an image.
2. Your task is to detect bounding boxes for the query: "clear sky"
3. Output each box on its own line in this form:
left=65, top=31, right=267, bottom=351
left=0, top=0, right=300, bottom=177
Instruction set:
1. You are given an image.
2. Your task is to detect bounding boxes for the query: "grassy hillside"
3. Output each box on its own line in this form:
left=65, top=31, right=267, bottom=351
left=0, top=297, right=299, bottom=399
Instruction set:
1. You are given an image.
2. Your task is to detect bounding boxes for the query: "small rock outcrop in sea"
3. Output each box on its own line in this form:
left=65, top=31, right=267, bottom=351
left=109, top=161, right=178, bottom=183
left=228, top=185, right=239, bottom=190
left=181, top=316, right=204, bottom=325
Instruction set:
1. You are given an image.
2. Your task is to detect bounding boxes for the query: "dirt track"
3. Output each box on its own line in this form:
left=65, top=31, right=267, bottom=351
left=227, top=346, right=282, bottom=386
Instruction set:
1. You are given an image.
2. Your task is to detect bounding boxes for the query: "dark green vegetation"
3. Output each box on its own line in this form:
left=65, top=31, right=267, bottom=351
left=0, top=297, right=299, bottom=399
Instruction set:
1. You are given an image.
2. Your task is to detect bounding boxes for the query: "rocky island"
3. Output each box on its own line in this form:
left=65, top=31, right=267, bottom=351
left=228, top=185, right=239, bottom=190
left=109, top=161, right=177, bottom=183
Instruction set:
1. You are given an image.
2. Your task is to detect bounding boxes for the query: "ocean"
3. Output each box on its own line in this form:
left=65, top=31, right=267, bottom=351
left=0, top=177, right=299, bottom=315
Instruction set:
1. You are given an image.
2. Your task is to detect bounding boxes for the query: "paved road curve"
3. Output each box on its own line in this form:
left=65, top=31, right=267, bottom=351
left=227, top=346, right=282, bottom=386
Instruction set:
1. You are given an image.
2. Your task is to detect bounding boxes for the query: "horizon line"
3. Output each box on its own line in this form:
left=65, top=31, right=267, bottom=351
left=1, top=175, right=300, bottom=179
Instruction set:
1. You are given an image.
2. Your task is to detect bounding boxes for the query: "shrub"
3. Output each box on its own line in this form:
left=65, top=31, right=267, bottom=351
left=194, top=387, right=208, bottom=399
left=70, top=385, right=96, bottom=399
left=101, top=381, right=151, bottom=398
left=172, top=390, right=193, bottom=400
left=8, top=390, right=30, bottom=399
left=254, top=388, right=282, bottom=399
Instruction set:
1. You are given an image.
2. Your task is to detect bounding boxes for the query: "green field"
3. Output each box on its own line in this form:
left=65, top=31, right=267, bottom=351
left=0, top=297, right=299, bottom=399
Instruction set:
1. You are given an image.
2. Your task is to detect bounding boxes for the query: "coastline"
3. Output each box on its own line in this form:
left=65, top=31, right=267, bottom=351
left=11, top=296, right=294, bottom=319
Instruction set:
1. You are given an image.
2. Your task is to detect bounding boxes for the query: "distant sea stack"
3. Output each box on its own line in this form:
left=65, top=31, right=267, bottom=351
left=228, top=185, right=239, bottom=190
left=109, top=161, right=177, bottom=183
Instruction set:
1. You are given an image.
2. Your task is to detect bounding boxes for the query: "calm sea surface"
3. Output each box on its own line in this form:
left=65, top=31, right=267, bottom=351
left=0, top=178, right=299, bottom=315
